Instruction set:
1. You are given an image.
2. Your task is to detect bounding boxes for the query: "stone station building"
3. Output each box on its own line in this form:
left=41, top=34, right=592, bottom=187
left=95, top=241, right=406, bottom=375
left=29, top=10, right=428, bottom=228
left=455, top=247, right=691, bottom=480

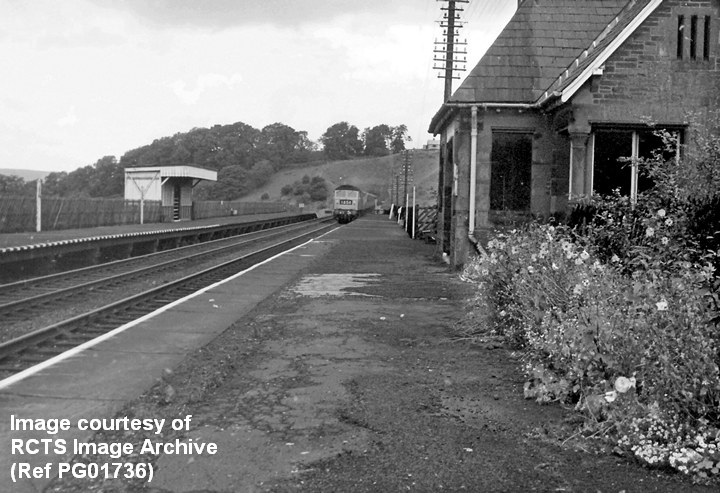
left=429, top=0, right=720, bottom=266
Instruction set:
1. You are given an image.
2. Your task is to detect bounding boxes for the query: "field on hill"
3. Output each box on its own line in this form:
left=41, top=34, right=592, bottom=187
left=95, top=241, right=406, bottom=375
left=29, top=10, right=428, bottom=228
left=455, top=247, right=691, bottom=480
left=0, top=168, right=50, bottom=181
left=241, top=149, right=439, bottom=211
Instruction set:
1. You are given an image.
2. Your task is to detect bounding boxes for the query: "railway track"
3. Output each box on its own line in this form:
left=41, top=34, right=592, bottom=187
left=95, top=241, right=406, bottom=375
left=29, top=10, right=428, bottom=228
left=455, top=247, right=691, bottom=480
left=0, top=218, right=328, bottom=314
left=0, top=219, right=337, bottom=379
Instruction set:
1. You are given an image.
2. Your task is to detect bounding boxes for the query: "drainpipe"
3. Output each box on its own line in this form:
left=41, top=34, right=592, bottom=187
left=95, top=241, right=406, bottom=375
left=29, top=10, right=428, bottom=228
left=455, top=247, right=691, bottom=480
left=468, top=105, right=478, bottom=244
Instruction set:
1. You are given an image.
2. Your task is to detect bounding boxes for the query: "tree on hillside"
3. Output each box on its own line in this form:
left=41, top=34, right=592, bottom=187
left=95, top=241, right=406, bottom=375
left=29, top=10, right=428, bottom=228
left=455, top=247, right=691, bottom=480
left=49, top=156, right=124, bottom=198
left=0, top=174, right=33, bottom=195
left=308, top=176, right=328, bottom=201
left=280, top=175, right=328, bottom=202
left=257, top=123, right=317, bottom=167
left=390, top=124, right=410, bottom=154
left=213, top=122, right=261, bottom=170
left=208, top=165, right=249, bottom=200
left=44, top=120, right=316, bottom=199
left=87, top=156, right=124, bottom=197
left=42, top=172, right=70, bottom=196
left=320, top=122, right=363, bottom=160
left=362, top=124, right=392, bottom=156
left=361, top=124, right=410, bottom=156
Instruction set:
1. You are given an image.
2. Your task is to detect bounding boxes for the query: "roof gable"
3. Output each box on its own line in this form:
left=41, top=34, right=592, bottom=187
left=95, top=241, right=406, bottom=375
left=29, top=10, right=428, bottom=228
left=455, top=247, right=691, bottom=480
left=448, top=0, right=631, bottom=105
left=547, top=0, right=663, bottom=103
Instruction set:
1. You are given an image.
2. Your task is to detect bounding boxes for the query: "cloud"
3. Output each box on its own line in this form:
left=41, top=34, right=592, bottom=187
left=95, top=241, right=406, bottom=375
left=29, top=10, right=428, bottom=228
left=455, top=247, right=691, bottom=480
left=94, top=0, right=417, bottom=29
left=169, top=73, right=243, bottom=105
left=57, top=106, right=78, bottom=127
left=308, top=21, right=435, bottom=84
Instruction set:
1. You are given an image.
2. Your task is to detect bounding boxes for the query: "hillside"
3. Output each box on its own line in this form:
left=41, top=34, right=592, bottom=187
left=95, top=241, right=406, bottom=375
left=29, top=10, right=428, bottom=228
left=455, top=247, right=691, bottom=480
left=0, top=169, right=50, bottom=181
left=241, top=149, right=439, bottom=210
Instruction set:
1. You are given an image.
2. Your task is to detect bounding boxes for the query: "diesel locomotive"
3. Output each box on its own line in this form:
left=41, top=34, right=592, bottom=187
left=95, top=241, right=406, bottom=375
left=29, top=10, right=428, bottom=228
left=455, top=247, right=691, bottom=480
left=332, top=185, right=366, bottom=223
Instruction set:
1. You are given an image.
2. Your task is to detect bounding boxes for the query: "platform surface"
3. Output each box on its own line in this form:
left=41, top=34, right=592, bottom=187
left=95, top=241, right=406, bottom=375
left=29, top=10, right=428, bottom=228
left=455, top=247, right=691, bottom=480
left=0, top=221, right=341, bottom=492
left=0, top=211, right=309, bottom=249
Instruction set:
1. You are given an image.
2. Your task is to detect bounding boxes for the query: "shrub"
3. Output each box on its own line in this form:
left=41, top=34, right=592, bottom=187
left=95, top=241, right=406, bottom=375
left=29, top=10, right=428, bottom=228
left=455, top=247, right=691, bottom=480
left=463, top=221, right=720, bottom=479
left=281, top=176, right=328, bottom=202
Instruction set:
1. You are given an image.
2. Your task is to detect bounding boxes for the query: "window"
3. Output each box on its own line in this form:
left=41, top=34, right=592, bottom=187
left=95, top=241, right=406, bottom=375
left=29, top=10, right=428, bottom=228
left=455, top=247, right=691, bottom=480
left=691, top=15, right=698, bottom=59
left=591, top=128, right=681, bottom=201
left=704, top=16, right=711, bottom=60
left=677, top=13, right=712, bottom=60
left=490, top=132, right=532, bottom=210
left=677, top=15, right=684, bottom=59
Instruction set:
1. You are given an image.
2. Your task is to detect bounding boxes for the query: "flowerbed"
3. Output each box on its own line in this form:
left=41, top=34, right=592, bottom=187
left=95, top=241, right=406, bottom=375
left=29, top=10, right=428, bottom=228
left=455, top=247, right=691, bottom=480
left=460, top=129, right=720, bottom=482
left=461, top=219, right=720, bottom=481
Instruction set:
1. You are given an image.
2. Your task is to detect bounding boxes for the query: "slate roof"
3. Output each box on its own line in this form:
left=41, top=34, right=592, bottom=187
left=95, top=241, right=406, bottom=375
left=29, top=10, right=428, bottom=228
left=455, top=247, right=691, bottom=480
left=447, top=0, right=632, bottom=105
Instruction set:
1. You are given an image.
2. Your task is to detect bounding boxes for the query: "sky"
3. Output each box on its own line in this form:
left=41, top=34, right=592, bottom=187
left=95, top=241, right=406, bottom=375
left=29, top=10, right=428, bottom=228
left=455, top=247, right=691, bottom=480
left=0, top=0, right=516, bottom=173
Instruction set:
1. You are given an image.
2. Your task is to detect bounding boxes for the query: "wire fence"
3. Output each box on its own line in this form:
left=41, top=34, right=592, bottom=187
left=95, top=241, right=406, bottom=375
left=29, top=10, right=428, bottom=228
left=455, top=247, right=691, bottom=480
left=192, top=200, right=300, bottom=219
left=0, top=196, right=301, bottom=233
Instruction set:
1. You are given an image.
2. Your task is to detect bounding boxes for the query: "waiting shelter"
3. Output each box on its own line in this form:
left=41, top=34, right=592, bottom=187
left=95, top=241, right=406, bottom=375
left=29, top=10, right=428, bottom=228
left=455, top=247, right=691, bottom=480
left=124, top=166, right=217, bottom=222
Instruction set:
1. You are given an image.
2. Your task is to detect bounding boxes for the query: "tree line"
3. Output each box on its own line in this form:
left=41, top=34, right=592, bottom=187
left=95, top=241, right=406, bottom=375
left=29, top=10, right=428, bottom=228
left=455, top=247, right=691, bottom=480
left=1, top=120, right=409, bottom=201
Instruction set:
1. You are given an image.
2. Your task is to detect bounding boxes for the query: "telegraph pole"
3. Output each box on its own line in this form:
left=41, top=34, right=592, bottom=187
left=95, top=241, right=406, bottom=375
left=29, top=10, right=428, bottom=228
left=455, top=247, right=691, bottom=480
left=402, top=150, right=413, bottom=208
left=434, top=0, right=468, bottom=101
left=395, top=174, right=400, bottom=206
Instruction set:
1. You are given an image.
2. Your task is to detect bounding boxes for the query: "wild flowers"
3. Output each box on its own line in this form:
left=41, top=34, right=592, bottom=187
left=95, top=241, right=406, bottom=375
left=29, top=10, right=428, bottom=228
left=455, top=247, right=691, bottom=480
left=460, top=217, right=719, bottom=482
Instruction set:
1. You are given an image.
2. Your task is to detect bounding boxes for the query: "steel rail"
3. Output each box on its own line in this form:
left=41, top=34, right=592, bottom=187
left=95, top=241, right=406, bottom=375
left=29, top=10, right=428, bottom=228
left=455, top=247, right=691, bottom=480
left=0, top=217, right=324, bottom=297
left=0, top=221, right=335, bottom=369
left=0, top=218, right=329, bottom=316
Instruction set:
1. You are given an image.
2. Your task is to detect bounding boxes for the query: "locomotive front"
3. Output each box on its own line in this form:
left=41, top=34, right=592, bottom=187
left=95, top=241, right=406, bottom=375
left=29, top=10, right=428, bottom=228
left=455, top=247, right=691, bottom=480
left=333, top=185, right=362, bottom=223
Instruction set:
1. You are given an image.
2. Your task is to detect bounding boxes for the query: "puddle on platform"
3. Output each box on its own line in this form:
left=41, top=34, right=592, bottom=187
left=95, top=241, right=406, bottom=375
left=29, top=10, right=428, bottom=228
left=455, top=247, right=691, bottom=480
left=292, top=273, right=381, bottom=297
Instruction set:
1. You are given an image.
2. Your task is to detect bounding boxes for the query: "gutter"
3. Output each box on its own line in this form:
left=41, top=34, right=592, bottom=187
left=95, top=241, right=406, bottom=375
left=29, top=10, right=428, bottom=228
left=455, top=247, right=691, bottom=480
left=467, top=105, right=486, bottom=256
left=428, top=94, right=561, bottom=135
left=469, top=105, right=478, bottom=239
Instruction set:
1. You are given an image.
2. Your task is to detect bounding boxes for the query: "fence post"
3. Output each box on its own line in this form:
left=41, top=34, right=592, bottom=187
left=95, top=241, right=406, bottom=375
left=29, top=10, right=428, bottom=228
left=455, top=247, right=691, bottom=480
left=412, top=186, right=416, bottom=239
left=36, top=179, right=42, bottom=232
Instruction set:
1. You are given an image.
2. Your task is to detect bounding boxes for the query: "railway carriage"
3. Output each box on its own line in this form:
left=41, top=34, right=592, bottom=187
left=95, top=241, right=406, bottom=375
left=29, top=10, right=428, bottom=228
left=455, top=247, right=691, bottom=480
left=333, top=185, right=365, bottom=224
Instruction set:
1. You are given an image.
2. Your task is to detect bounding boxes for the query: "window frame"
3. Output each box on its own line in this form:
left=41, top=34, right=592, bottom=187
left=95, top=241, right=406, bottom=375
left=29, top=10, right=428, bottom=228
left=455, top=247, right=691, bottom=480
left=675, top=8, right=715, bottom=61
left=489, top=130, right=534, bottom=212
left=589, top=127, right=682, bottom=202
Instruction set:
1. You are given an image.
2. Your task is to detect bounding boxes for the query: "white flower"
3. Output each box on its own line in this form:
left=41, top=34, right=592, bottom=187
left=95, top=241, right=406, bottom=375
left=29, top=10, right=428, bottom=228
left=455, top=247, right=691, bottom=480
left=551, top=262, right=559, bottom=271
left=661, top=236, right=669, bottom=245
left=580, top=250, right=590, bottom=261
left=645, top=227, right=655, bottom=237
left=656, top=299, right=668, bottom=311
left=499, top=310, right=506, bottom=317
left=614, top=376, right=636, bottom=394
left=611, top=254, right=620, bottom=263
left=657, top=209, right=666, bottom=218
left=665, top=218, right=673, bottom=227
left=604, top=390, right=618, bottom=403
left=527, top=266, right=535, bottom=274
left=573, top=284, right=583, bottom=296
left=574, top=257, right=583, bottom=265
